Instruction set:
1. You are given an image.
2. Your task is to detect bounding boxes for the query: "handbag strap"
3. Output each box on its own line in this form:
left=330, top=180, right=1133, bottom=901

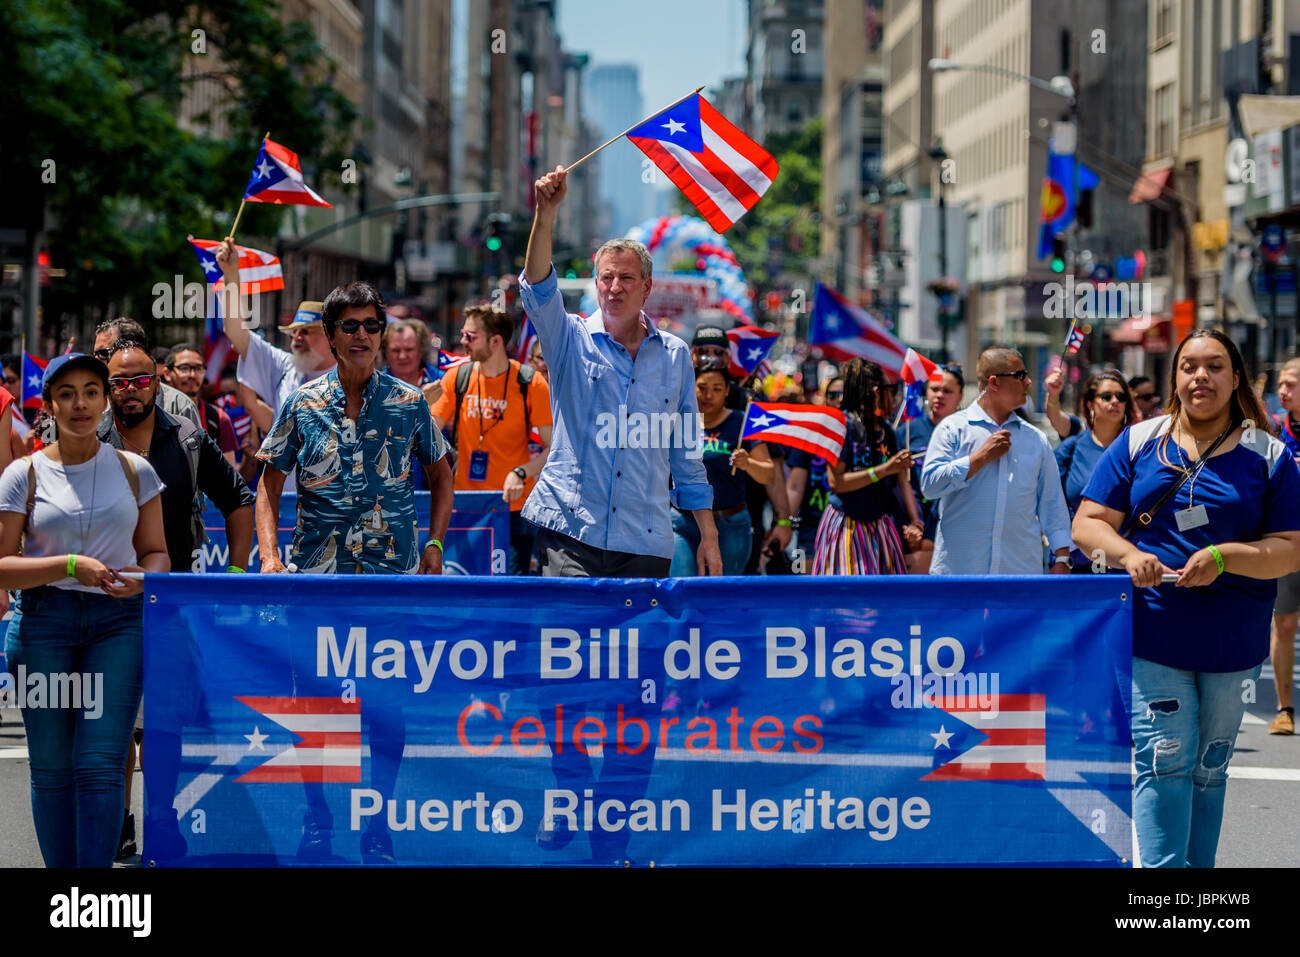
left=1119, top=423, right=1233, bottom=537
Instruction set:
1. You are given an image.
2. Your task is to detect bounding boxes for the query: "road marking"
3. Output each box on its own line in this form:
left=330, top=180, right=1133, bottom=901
left=1241, top=712, right=1268, bottom=726
left=0, top=747, right=28, bottom=760
left=1230, top=765, right=1300, bottom=782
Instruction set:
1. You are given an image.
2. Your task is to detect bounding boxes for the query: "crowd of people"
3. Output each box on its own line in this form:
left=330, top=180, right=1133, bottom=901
left=3, top=165, right=1300, bottom=870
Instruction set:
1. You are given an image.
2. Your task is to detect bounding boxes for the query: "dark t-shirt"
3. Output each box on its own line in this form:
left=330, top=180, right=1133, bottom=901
left=787, top=446, right=831, bottom=527
left=699, top=409, right=754, bottom=511
left=828, top=414, right=902, bottom=524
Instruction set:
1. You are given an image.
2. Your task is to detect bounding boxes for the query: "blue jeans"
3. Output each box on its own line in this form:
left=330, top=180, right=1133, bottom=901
left=670, top=509, right=752, bottom=576
left=1130, top=656, right=1260, bottom=868
left=5, top=587, right=144, bottom=868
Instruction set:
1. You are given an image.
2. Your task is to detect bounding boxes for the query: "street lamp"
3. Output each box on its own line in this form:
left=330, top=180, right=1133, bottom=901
left=927, top=58, right=1073, bottom=100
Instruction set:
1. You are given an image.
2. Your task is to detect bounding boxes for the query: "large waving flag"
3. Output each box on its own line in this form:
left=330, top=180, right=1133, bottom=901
left=189, top=237, right=284, bottom=294
left=21, top=352, right=47, bottom=409
left=626, top=94, right=778, bottom=233
left=808, top=283, right=907, bottom=379
left=1036, top=149, right=1098, bottom=259
left=243, top=137, right=333, bottom=208
left=742, top=401, right=847, bottom=466
left=726, top=324, right=780, bottom=377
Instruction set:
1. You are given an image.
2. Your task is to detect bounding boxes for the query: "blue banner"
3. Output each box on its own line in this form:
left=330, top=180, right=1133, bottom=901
left=194, top=491, right=511, bottom=575
left=142, top=575, right=1133, bottom=866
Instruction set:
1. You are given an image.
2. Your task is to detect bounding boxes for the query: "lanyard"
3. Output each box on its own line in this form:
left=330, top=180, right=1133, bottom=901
left=476, top=364, right=511, bottom=446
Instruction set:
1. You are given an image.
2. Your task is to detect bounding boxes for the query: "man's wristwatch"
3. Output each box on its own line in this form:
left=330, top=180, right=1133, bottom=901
left=511, top=466, right=527, bottom=481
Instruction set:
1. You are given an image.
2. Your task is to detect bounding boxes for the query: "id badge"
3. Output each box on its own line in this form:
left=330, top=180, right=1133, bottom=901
left=468, top=449, right=490, bottom=481
left=1175, top=504, right=1209, bottom=532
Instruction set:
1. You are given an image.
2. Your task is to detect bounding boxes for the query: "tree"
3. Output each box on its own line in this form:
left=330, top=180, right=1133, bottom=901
left=672, top=118, right=822, bottom=290
left=0, top=0, right=358, bottom=338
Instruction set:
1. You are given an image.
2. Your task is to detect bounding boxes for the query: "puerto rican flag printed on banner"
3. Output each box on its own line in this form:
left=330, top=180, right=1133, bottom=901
left=188, top=237, right=285, bottom=295
left=726, top=324, right=780, bottom=377
left=1064, top=319, right=1086, bottom=355
left=921, top=693, right=1046, bottom=782
left=742, top=401, right=847, bottom=466
left=234, top=697, right=361, bottom=783
left=900, top=347, right=942, bottom=386
left=243, top=137, right=333, bottom=208
left=626, top=94, right=778, bottom=233
left=809, top=283, right=907, bottom=380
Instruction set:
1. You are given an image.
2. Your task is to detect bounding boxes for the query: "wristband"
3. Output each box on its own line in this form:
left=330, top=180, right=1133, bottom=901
left=775, top=518, right=792, bottom=527
left=1206, top=544, right=1224, bottom=576
left=425, top=539, right=444, bottom=553
left=867, top=467, right=878, bottom=483
left=67, top=554, right=77, bottom=578
left=227, top=565, right=246, bottom=574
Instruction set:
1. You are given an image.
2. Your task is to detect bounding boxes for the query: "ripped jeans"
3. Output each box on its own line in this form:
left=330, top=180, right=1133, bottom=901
left=1130, top=656, right=1261, bottom=868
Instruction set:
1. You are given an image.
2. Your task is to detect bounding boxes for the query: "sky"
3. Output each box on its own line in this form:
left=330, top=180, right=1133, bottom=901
left=557, top=0, right=749, bottom=121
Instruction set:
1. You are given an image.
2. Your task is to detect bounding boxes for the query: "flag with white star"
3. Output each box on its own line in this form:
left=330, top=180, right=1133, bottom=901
left=725, top=324, right=780, bottom=376
left=808, top=282, right=908, bottom=379
left=234, top=696, right=362, bottom=783
left=188, top=237, right=284, bottom=295
left=21, top=351, right=48, bottom=409
left=626, top=93, right=778, bottom=233
left=742, top=400, right=847, bottom=466
left=242, top=136, right=333, bottom=208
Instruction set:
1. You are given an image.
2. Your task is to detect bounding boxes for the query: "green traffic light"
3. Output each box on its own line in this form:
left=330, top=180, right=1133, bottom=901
left=1050, top=257, right=1065, bottom=273
left=564, top=270, right=577, bottom=279
left=486, top=237, right=503, bottom=252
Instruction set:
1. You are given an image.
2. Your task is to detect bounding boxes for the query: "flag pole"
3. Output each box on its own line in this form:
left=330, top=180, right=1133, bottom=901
left=563, top=88, right=704, bottom=173
left=732, top=396, right=753, bottom=476
left=230, top=132, right=270, bottom=240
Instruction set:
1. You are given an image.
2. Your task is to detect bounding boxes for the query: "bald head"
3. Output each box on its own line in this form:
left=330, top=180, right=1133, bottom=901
left=976, top=346, right=1023, bottom=389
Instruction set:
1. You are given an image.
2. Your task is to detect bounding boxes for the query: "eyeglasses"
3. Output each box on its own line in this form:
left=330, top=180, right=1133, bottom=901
left=991, top=369, right=1030, bottom=381
left=93, top=348, right=113, bottom=361
left=1095, top=391, right=1125, bottom=403
left=1135, top=392, right=1159, bottom=403
left=337, top=318, right=385, bottom=335
left=172, top=363, right=206, bottom=375
left=109, top=374, right=156, bottom=391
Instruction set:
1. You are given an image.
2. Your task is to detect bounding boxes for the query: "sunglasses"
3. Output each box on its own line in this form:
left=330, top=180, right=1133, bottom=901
left=1135, top=392, right=1160, bottom=402
left=337, top=318, right=385, bottom=335
left=1094, top=391, right=1125, bottom=403
left=93, top=348, right=113, bottom=361
left=109, top=374, right=157, bottom=391
left=991, top=369, right=1030, bottom=381
left=826, top=390, right=843, bottom=400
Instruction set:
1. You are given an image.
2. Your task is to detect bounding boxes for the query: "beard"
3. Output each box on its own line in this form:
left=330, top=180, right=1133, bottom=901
left=290, top=346, right=328, bottom=378
left=116, top=395, right=156, bottom=428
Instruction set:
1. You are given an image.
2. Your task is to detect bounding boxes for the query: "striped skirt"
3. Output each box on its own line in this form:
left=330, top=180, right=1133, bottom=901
left=811, top=505, right=907, bottom=575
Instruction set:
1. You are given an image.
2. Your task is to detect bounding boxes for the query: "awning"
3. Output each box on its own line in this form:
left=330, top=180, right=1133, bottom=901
left=1239, top=94, right=1300, bottom=138
left=1129, top=162, right=1173, bottom=204
left=1111, top=314, right=1171, bottom=346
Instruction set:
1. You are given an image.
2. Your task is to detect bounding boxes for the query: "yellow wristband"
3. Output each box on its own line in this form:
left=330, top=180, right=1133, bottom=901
left=1206, top=544, right=1224, bottom=576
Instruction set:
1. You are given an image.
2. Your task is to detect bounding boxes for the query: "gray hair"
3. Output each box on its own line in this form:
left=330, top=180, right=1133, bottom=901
left=593, top=239, right=653, bottom=280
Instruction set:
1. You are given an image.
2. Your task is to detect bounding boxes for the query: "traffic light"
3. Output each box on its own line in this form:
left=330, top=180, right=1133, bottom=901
left=485, top=222, right=503, bottom=252
left=1050, top=235, right=1067, bottom=273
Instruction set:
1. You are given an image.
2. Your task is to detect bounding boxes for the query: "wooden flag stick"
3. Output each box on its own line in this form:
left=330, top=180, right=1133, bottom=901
left=229, top=132, right=270, bottom=240
left=732, top=396, right=753, bottom=476
left=563, top=87, right=704, bottom=173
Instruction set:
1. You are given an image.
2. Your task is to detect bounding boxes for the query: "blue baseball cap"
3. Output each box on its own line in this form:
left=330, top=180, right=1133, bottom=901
left=41, top=352, right=110, bottom=396
left=280, top=300, right=324, bottom=329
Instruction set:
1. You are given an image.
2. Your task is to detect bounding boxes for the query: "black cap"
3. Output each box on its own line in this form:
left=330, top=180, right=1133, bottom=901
left=692, top=326, right=729, bottom=349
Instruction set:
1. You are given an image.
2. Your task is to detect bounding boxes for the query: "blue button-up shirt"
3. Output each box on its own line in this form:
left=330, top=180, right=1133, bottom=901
left=257, top=368, right=446, bottom=574
left=518, top=266, right=712, bottom=559
left=920, top=400, right=1072, bottom=575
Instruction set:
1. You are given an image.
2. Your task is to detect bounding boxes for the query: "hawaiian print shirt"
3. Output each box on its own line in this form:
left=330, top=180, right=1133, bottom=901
left=257, top=368, right=446, bottom=574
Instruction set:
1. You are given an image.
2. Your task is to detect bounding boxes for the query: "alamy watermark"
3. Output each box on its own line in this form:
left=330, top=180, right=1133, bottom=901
left=0, top=667, right=103, bottom=718
left=1043, top=275, right=1153, bottom=320
left=595, top=405, right=704, bottom=459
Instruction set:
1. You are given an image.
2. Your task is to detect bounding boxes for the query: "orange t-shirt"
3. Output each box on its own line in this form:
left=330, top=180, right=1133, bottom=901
left=429, top=360, right=553, bottom=511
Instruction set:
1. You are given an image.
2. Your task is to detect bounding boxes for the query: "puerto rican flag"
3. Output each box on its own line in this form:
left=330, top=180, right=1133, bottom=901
left=21, top=351, right=47, bottom=409
left=626, top=93, right=778, bottom=233
left=900, top=347, right=942, bottom=386
left=243, top=137, right=333, bottom=208
left=742, top=401, right=846, bottom=466
left=921, top=693, right=1046, bottom=782
left=515, top=315, right=538, bottom=363
left=439, top=350, right=471, bottom=371
left=234, top=696, right=361, bottom=783
left=189, top=237, right=284, bottom=295
left=1064, top=319, right=1086, bottom=355
left=726, top=324, right=780, bottom=377
left=809, top=283, right=907, bottom=380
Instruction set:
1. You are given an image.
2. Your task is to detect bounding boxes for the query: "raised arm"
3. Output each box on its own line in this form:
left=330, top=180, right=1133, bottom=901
left=216, top=237, right=253, bottom=356
left=525, top=167, right=567, bottom=284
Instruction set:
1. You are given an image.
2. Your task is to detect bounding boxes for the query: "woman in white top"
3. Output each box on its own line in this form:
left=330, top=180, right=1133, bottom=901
left=0, top=353, right=168, bottom=868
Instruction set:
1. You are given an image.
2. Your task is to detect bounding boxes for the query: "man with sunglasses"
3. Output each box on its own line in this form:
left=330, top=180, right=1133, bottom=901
left=921, top=346, right=1072, bottom=575
left=93, top=317, right=204, bottom=436
left=256, top=280, right=453, bottom=576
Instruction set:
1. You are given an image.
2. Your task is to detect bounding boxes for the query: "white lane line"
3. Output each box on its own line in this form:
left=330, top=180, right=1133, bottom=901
left=1230, top=765, right=1300, bottom=782
left=0, top=747, right=28, bottom=760
left=1241, top=712, right=1268, bottom=726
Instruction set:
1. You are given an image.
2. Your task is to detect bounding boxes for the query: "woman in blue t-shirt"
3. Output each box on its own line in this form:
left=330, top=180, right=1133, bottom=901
left=1073, top=330, right=1300, bottom=867
left=813, top=358, right=920, bottom=575
left=670, top=359, right=775, bottom=576
left=1055, top=370, right=1138, bottom=570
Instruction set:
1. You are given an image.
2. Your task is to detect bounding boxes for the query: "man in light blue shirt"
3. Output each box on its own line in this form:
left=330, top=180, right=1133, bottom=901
left=520, top=165, right=721, bottom=577
left=920, top=346, right=1072, bottom=575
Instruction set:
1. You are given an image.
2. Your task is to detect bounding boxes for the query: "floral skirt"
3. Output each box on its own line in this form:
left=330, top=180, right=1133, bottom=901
left=811, top=505, right=906, bottom=575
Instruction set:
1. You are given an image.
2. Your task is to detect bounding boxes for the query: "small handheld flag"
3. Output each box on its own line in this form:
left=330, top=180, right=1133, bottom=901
left=900, top=347, right=942, bottom=386
left=1064, top=320, right=1086, bottom=355
left=726, top=324, right=780, bottom=377
left=515, top=316, right=538, bottom=363
left=439, top=351, right=471, bottom=371
left=21, top=352, right=48, bottom=409
left=189, top=237, right=284, bottom=294
left=243, top=137, right=333, bottom=209
left=625, top=93, right=778, bottom=233
left=742, top=401, right=847, bottom=466
left=900, top=381, right=927, bottom=423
